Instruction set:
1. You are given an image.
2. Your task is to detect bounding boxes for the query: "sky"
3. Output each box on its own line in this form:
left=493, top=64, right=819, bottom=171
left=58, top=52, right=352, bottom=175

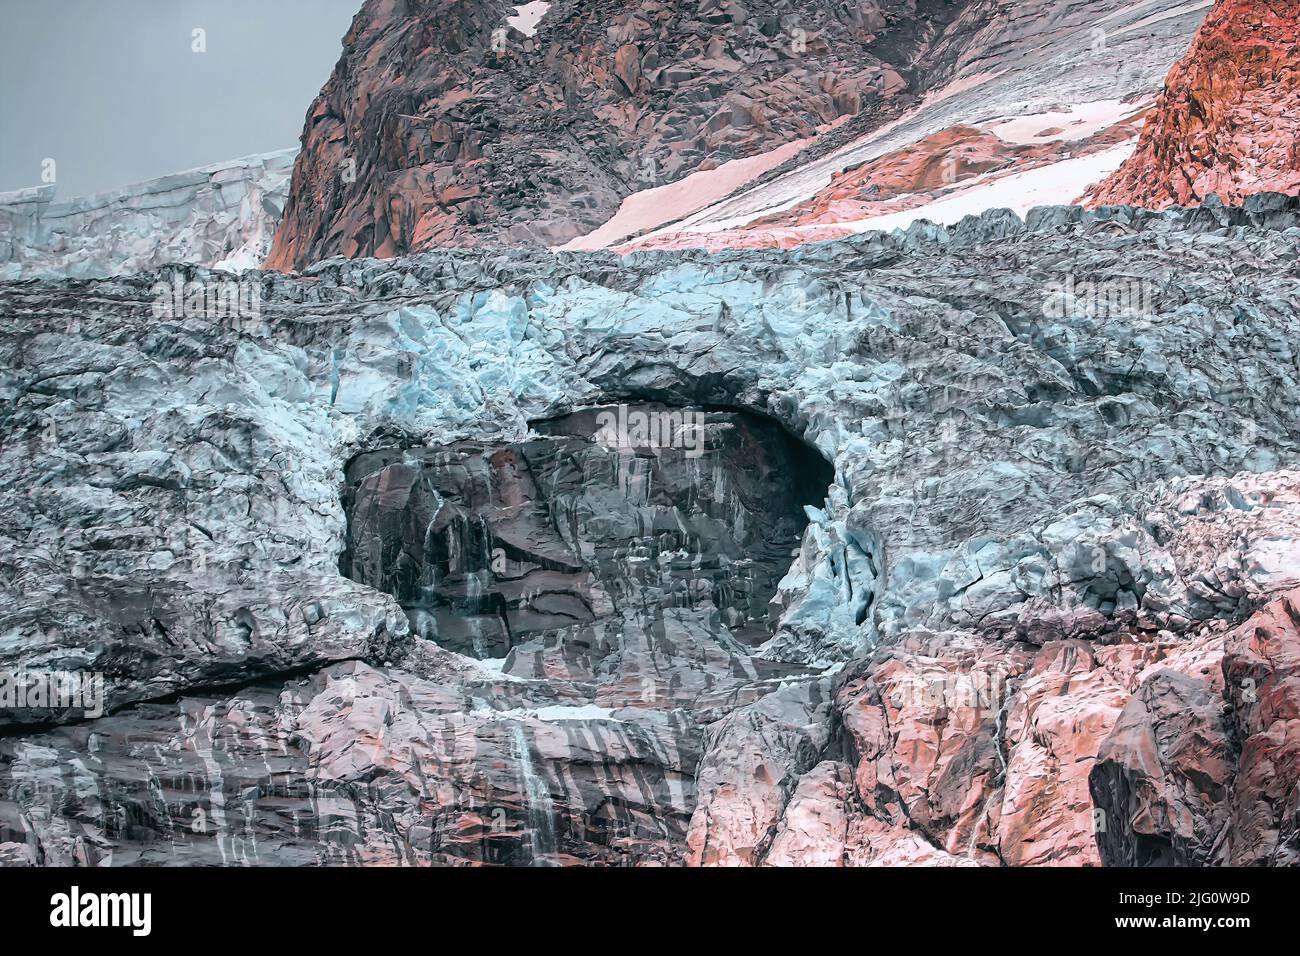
left=0, top=0, right=360, bottom=198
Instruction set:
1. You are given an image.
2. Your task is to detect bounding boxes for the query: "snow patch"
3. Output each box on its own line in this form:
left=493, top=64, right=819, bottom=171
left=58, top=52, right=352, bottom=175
left=507, top=2, right=549, bottom=37
left=631, top=72, right=1032, bottom=242
left=836, top=142, right=1136, bottom=234
left=918, top=71, right=1004, bottom=108
left=982, top=99, right=1149, bottom=145
left=475, top=657, right=528, bottom=682
left=558, top=136, right=814, bottom=250
left=485, top=704, right=622, bottom=722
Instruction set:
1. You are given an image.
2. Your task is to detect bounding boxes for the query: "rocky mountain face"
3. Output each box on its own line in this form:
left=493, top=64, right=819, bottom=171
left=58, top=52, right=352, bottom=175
left=266, top=0, right=1218, bottom=263
left=614, top=0, right=1218, bottom=251
left=0, top=150, right=296, bottom=281
left=1085, top=0, right=1300, bottom=209
left=3, top=195, right=1300, bottom=865
left=264, top=0, right=965, bottom=268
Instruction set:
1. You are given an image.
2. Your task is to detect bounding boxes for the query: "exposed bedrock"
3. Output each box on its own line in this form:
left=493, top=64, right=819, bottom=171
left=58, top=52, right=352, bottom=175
left=268, top=0, right=1209, bottom=262
left=3, top=199, right=1300, bottom=864
left=266, top=0, right=970, bottom=266
left=1085, top=0, right=1300, bottom=209
left=1089, top=667, right=1232, bottom=866
left=340, top=405, right=830, bottom=658
left=1089, top=586, right=1300, bottom=867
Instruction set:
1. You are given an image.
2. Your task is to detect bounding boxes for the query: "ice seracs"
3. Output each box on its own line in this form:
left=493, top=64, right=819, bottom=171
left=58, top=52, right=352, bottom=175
left=0, top=148, right=295, bottom=280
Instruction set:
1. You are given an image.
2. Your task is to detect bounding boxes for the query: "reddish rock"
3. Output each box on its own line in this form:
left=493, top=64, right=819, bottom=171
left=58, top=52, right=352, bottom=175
left=1217, top=588, right=1300, bottom=865
left=1084, top=0, right=1300, bottom=208
left=266, top=0, right=942, bottom=270
left=1087, top=588, right=1300, bottom=867
left=844, top=817, right=978, bottom=866
left=995, top=641, right=1138, bottom=867
left=750, top=125, right=1060, bottom=229
left=763, top=760, right=855, bottom=867
left=834, top=628, right=1230, bottom=866
left=612, top=43, right=643, bottom=96
left=1089, top=669, right=1233, bottom=865
left=685, top=678, right=835, bottom=867
left=836, top=634, right=1031, bottom=865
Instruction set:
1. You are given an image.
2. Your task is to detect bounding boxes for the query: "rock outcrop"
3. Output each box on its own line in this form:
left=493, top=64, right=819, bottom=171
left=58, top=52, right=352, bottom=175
left=342, top=408, right=827, bottom=658
left=1090, top=586, right=1300, bottom=867
left=4, top=196, right=1300, bottom=865
left=1216, top=589, right=1300, bottom=865
left=0, top=150, right=295, bottom=281
left=1084, top=0, right=1300, bottom=208
left=265, top=0, right=964, bottom=268
left=1090, top=666, right=1231, bottom=866
left=594, top=0, right=1209, bottom=251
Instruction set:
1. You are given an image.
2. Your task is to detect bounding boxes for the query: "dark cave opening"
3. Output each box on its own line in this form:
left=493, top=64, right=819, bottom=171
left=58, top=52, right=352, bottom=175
left=339, top=403, right=834, bottom=659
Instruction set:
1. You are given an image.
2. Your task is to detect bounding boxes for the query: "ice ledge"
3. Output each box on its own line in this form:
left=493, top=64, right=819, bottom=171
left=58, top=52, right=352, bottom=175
left=0, top=148, right=298, bottom=280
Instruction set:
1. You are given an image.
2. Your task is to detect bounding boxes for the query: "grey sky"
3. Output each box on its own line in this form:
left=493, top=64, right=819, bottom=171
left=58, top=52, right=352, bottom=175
left=0, top=0, right=359, bottom=198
